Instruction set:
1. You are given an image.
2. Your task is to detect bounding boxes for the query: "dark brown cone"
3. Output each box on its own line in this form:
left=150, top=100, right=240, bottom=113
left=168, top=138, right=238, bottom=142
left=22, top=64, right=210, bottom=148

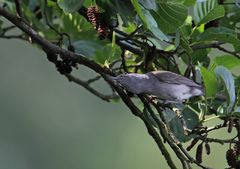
left=226, top=149, right=236, bottom=168
left=205, top=142, right=211, bottom=155
left=196, top=143, right=203, bottom=163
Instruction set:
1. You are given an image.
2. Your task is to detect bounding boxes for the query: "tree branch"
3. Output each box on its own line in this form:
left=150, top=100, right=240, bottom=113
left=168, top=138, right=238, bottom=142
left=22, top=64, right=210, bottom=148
left=0, top=7, right=180, bottom=169
left=65, top=74, right=117, bottom=102
left=140, top=96, right=187, bottom=169
left=0, top=34, right=25, bottom=39
left=192, top=42, right=240, bottom=59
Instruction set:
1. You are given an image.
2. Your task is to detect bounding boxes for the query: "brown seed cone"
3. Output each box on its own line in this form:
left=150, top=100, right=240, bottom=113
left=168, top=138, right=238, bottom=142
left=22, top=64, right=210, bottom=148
left=205, top=142, right=211, bottom=155
left=196, top=143, right=203, bottom=163
left=226, top=149, right=236, bottom=168
left=97, top=24, right=109, bottom=39
left=87, top=6, right=99, bottom=29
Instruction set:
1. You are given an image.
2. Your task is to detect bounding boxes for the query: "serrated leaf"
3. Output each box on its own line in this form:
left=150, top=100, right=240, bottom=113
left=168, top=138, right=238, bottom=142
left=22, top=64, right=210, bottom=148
left=131, top=0, right=169, bottom=41
left=57, top=0, right=84, bottom=13
left=182, top=107, right=199, bottom=130
left=151, top=2, right=188, bottom=33
left=195, top=27, right=240, bottom=48
left=162, top=108, right=185, bottom=141
left=214, top=66, right=236, bottom=113
left=97, top=0, right=135, bottom=27
left=139, top=0, right=157, bottom=10
left=179, top=16, right=193, bottom=35
left=184, top=0, right=196, bottom=6
left=200, top=66, right=217, bottom=98
left=179, top=31, right=193, bottom=54
left=193, top=0, right=225, bottom=25
left=95, top=44, right=121, bottom=64
left=181, top=49, right=210, bottom=67
left=73, top=40, right=104, bottom=57
left=162, top=107, right=196, bottom=142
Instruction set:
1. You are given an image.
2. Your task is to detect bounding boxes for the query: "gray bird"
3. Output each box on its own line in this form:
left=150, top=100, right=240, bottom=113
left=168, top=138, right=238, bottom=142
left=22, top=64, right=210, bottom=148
left=111, top=71, right=204, bottom=102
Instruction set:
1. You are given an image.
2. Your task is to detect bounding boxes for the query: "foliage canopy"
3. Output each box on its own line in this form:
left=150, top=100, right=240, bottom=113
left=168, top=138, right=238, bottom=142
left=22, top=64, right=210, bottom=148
left=0, top=0, right=240, bottom=168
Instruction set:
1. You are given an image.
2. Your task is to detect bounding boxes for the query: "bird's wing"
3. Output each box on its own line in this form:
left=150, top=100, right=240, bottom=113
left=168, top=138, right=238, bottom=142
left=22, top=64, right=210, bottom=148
left=147, top=71, right=201, bottom=87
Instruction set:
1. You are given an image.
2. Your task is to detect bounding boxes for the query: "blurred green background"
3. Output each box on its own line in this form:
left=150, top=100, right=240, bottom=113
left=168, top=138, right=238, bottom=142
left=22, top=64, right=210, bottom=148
left=0, top=38, right=232, bottom=169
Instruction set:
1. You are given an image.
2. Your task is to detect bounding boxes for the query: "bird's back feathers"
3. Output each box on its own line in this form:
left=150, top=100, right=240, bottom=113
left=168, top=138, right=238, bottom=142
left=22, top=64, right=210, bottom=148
left=148, top=71, right=202, bottom=88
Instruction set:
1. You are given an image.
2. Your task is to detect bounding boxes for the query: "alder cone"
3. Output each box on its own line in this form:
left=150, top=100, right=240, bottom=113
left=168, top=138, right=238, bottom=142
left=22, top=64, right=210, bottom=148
left=196, top=143, right=203, bottom=163
left=87, top=5, right=109, bottom=39
left=87, top=6, right=99, bottom=29
left=226, top=149, right=236, bottom=168
left=97, top=24, right=109, bottom=39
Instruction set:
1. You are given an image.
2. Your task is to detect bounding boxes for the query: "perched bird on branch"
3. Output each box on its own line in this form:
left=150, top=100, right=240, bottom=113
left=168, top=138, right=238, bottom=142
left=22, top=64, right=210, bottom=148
left=111, top=71, right=204, bottom=102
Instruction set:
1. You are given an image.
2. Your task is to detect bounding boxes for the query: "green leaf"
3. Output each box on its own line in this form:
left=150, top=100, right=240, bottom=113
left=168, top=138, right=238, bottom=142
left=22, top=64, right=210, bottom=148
left=184, top=0, right=196, bottom=6
left=193, top=0, right=225, bottom=25
left=179, top=16, right=193, bottom=40
left=97, top=0, right=136, bottom=27
left=179, top=30, right=193, bottom=54
left=181, top=39, right=193, bottom=55
left=151, top=2, right=188, bottom=33
left=162, top=107, right=197, bottom=142
left=213, top=55, right=240, bottom=70
left=200, top=66, right=218, bottom=98
left=139, top=0, right=157, bottom=10
left=57, top=0, right=84, bottom=13
left=61, top=13, right=95, bottom=39
left=182, top=106, right=199, bottom=130
left=195, top=27, right=240, bottom=48
left=192, top=49, right=210, bottom=66
left=162, top=108, right=185, bottom=141
left=95, top=44, right=121, bottom=64
left=214, top=66, right=236, bottom=113
left=233, top=107, right=240, bottom=116
left=181, top=49, right=210, bottom=67
left=73, top=40, right=104, bottom=57
left=131, top=0, right=169, bottom=41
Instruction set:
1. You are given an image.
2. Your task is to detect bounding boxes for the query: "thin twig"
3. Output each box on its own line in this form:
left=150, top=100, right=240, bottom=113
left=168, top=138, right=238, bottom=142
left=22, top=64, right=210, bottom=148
left=86, top=75, right=101, bottom=84
left=0, top=34, right=25, bottom=39
left=215, top=45, right=240, bottom=59
left=65, top=74, right=118, bottom=102
left=192, top=42, right=240, bottom=59
left=1, top=25, right=16, bottom=32
left=197, top=135, right=238, bottom=144
left=140, top=96, right=188, bottom=169
left=14, top=0, right=23, bottom=18
left=120, top=49, right=128, bottom=73
left=178, top=144, right=212, bottom=169
left=151, top=100, right=213, bottom=169
left=105, top=78, right=178, bottom=169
